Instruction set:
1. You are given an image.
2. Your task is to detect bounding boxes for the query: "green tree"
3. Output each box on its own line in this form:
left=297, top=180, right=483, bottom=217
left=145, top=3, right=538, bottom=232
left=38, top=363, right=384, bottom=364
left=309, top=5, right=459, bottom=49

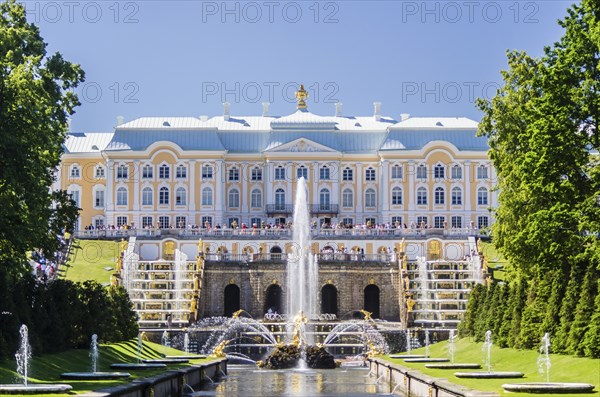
left=581, top=282, right=600, bottom=358
left=0, top=0, right=84, bottom=276
left=567, top=263, right=599, bottom=355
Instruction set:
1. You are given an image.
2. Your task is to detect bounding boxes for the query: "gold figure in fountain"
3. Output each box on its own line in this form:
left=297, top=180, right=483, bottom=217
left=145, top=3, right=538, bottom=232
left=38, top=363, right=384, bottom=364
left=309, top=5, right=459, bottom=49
left=366, top=341, right=384, bottom=358
left=210, top=340, right=229, bottom=358
left=232, top=309, right=244, bottom=319
left=292, top=311, right=308, bottom=346
left=359, top=309, right=373, bottom=322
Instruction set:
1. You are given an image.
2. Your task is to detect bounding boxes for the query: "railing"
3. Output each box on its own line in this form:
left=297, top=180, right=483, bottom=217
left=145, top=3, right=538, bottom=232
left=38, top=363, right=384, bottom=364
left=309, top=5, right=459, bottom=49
left=75, top=227, right=487, bottom=240
left=309, top=204, right=339, bottom=214
left=265, top=204, right=294, bottom=214
left=315, top=253, right=397, bottom=262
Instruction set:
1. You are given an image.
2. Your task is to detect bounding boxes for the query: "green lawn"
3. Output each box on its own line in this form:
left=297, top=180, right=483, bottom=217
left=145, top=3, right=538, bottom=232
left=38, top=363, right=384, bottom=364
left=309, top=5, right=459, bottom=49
left=63, top=239, right=120, bottom=284
left=0, top=339, right=217, bottom=396
left=384, top=338, right=600, bottom=397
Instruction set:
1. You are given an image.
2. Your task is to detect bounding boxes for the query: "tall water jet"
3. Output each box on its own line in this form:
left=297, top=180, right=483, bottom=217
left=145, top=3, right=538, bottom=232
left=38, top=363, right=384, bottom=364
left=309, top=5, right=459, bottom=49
left=538, top=333, right=551, bottom=383
left=90, top=334, right=99, bottom=373
left=184, top=332, right=190, bottom=353
left=483, top=330, right=492, bottom=372
left=15, top=325, right=31, bottom=386
left=286, top=177, right=318, bottom=343
left=424, top=329, right=430, bottom=358
left=448, top=329, right=456, bottom=363
left=161, top=330, right=170, bottom=347
left=137, top=333, right=143, bottom=363
left=405, top=330, right=412, bottom=353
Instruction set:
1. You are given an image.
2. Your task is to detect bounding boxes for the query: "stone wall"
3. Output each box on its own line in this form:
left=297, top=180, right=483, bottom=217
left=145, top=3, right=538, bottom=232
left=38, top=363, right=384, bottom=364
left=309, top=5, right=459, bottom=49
left=200, top=260, right=401, bottom=320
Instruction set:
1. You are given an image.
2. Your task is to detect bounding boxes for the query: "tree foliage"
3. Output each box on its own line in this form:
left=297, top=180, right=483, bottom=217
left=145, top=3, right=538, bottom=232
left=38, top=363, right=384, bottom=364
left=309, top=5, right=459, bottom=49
left=461, top=0, right=600, bottom=358
left=0, top=0, right=84, bottom=276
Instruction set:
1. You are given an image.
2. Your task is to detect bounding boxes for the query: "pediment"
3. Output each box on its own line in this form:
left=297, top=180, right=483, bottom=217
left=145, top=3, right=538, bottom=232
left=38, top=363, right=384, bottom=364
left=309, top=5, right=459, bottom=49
left=266, top=138, right=338, bottom=153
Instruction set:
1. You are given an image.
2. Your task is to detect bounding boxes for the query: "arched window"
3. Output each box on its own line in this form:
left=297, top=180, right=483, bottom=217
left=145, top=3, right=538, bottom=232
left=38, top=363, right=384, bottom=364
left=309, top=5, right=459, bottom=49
left=142, top=187, right=153, bottom=205
left=159, top=164, right=170, bottom=179
left=319, top=188, right=330, bottom=210
left=434, top=163, right=445, bottom=179
left=434, top=187, right=445, bottom=205
left=275, top=189, right=285, bottom=210
left=365, top=188, right=376, bottom=207
left=321, top=285, right=338, bottom=315
left=224, top=284, right=240, bottom=317
left=159, top=187, right=169, bottom=205
left=116, top=187, right=127, bottom=206
left=451, top=164, right=462, bottom=180
left=342, top=189, right=353, bottom=207
left=391, top=187, right=402, bottom=205
left=320, top=166, right=330, bottom=180
left=94, top=188, right=105, bottom=208
left=417, top=187, right=427, bottom=205
left=264, top=284, right=283, bottom=315
left=478, top=187, right=489, bottom=205
left=202, top=187, right=213, bottom=206
left=176, top=164, right=187, bottom=179
left=364, top=285, right=380, bottom=319
left=175, top=187, right=187, bottom=206
left=451, top=187, right=462, bottom=205
left=251, top=189, right=262, bottom=208
left=228, top=188, right=240, bottom=208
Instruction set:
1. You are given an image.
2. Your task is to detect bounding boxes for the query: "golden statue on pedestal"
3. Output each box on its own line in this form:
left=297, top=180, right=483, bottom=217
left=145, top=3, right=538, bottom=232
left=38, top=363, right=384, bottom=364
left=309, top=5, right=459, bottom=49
left=295, top=84, right=308, bottom=109
left=292, top=311, right=308, bottom=346
left=197, top=239, right=204, bottom=256
left=232, top=309, right=244, bottom=319
left=406, top=295, right=416, bottom=312
left=211, top=340, right=229, bottom=358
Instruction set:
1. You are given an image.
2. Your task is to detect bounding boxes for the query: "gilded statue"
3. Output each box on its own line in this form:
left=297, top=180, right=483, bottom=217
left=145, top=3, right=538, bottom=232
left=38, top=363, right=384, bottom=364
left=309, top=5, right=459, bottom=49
left=211, top=340, right=229, bottom=358
left=359, top=309, right=373, bottom=322
left=406, top=295, right=416, bottom=312
left=295, top=84, right=308, bottom=109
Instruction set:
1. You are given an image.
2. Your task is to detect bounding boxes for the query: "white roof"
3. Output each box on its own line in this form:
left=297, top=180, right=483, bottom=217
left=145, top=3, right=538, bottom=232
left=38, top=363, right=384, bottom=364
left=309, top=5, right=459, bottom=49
left=117, top=117, right=208, bottom=130
left=390, top=117, right=478, bottom=129
left=63, top=132, right=114, bottom=153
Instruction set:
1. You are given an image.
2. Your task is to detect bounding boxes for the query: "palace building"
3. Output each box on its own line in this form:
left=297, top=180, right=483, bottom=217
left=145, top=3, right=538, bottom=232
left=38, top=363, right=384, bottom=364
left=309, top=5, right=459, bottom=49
left=58, top=87, right=495, bottom=232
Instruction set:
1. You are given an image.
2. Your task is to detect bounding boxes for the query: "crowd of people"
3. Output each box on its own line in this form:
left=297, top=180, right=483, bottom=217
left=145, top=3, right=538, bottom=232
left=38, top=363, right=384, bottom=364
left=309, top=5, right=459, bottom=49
left=31, top=232, right=72, bottom=281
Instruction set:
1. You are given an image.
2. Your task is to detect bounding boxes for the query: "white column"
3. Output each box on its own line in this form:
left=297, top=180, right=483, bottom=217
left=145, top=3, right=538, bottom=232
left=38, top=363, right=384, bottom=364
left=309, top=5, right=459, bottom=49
left=241, top=162, right=249, bottom=216
left=408, top=160, right=415, bottom=212
left=105, top=159, right=114, bottom=224
left=332, top=162, right=340, bottom=206
left=381, top=160, right=389, bottom=213
left=132, top=161, right=140, bottom=228
left=464, top=160, right=471, bottom=212
left=265, top=162, right=272, bottom=204
left=189, top=160, right=196, bottom=213
left=215, top=160, right=225, bottom=225
left=312, top=162, right=319, bottom=206
left=356, top=164, right=363, bottom=219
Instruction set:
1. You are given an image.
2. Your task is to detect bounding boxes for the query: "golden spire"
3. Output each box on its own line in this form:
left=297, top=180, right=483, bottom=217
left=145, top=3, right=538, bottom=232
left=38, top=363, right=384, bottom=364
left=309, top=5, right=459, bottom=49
left=295, top=84, right=308, bottom=109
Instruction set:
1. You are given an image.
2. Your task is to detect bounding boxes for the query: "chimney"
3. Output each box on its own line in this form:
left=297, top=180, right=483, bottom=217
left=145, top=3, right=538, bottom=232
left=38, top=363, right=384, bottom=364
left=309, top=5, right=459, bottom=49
left=116, top=115, right=124, bottom=126
left=223, top=102, right=230, bottom=121
left=262, top=102, right=270, bottom=117
left=335, top=102, right=343, bottom=117
left=400, top=113, right=410, bottom=121
left=373, top=102, right=382, bottom=121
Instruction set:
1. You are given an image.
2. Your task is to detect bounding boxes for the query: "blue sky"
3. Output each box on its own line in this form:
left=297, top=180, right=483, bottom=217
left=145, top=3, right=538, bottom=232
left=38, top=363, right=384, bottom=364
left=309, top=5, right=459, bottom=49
left=25, top=1, right=573, bottom=132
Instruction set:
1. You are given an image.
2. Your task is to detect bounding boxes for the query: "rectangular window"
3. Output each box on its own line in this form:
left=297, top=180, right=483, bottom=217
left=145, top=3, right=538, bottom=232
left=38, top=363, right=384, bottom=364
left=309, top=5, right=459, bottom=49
left=477, top=165, right=489, bottom=180
left=229, top=168, right=239, bottom=181
left=95, top=167, right=105, bottom=178
left=417, top=216, right=428, bottom=227
left=434, top=216, right=445, bottom=228
left=95, top=190, right=104, bottom=207
left=478, top=216, right=489, bottom=229
left=176, top=165, right=187, bottom=179
left=202, top=216, right=212, bottom=228
left=69, top=191, right=80, bottom=207
left=342, top=218, right=354, bottom=226
left=365, top=217, right=376, bottom=226
left=159, top=165, right=170, bottom=179
left=159, top=216, right=170, bottom=229
left=365, top=168, right=376, bottom=181
left=391, top=216, right=403, bottom=227
left=142, top=166, right=153, bottom=179
left=117, top=165, right=128, bottom=179
left=451, top=165, right=462, bottom=180
left=250, top=217, right=261, bottom=228
left=94, top=218, right=104, bottom=229
left=175, top=216, right=187, bottom=228
left=142, top=216, right=153, bottom=228
left=416, top=165, right=427, bottom=180
left=342, top=168, right=353, bottom=181
left=320, top=167, right=330, bottom=180
left=202, top=165, right=213, bottom=179
left=116, top=216, right=128, bottom=227
left=451, top=216, right=462, bottom=228
left=70, top=167, right=80, bottom=178
left=275, top=167, right=285, bottom=180
left=251, top=168, right=262, bottom=181
left=297, top=167, right=308, bottom=180
left=391, top=165, right=403, bottom=179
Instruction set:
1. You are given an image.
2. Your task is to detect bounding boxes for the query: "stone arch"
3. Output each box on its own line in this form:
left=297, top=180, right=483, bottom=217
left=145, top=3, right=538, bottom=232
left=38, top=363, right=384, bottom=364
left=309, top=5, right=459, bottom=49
left=224, top=284, right=240, bottom=317
left=264, top=284, right=283, bottom=315
left=321, top=284, right=338, bottom=315
left=364, top=284, right=380, bottom=319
